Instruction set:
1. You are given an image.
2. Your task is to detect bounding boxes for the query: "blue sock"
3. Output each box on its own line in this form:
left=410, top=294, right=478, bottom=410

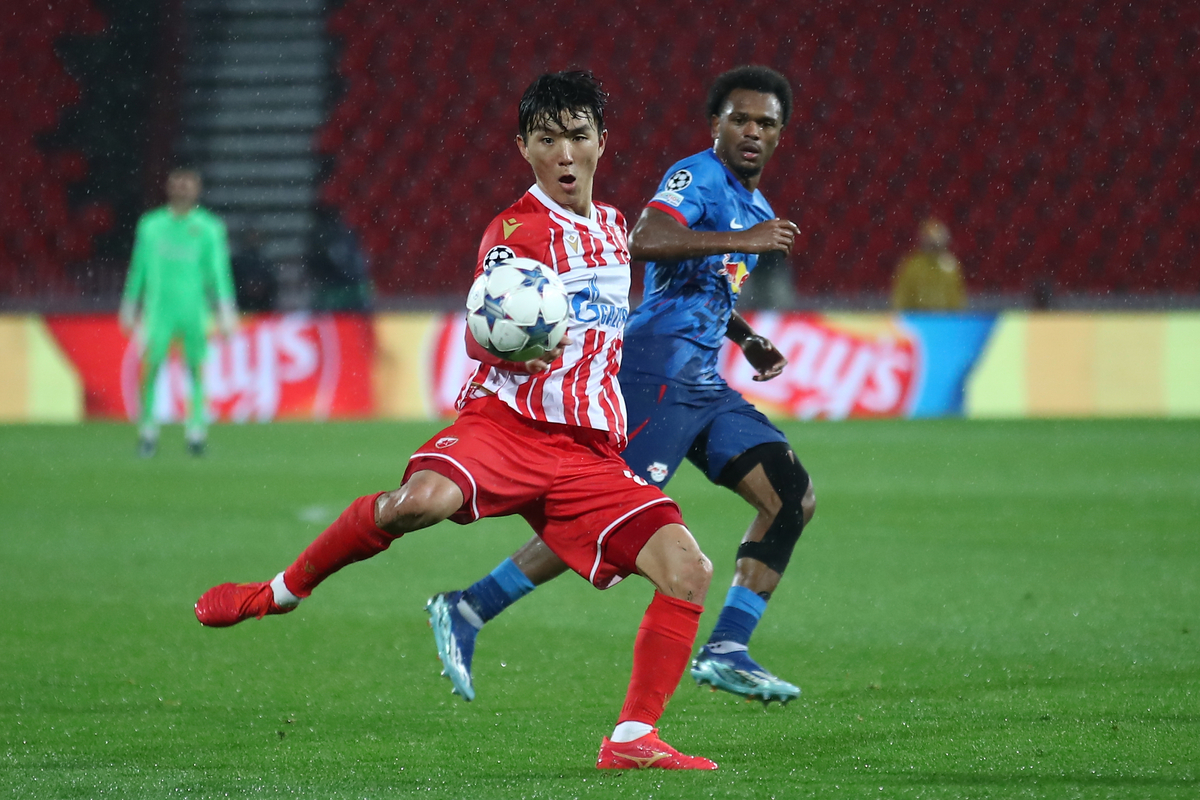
left=707, top=585, right=767, bottom=646
left=462, top=558, right=536, bottom=623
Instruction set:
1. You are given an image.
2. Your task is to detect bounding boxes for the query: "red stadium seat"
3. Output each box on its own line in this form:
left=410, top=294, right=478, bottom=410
left=305, top=0, right=1200, bottom=300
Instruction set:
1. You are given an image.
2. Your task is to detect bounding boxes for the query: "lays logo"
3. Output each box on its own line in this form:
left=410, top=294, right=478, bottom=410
left=720, top=313, right=924, bottom=419
left=118, top=314, right=373, bottom=422
left=722, top=255, right=750, bottom=294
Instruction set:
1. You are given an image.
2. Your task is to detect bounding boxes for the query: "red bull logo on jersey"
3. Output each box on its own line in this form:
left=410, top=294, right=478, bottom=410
left=720, top=313, right=923, bottom=419
left=722, top=255, right=750, bottom=294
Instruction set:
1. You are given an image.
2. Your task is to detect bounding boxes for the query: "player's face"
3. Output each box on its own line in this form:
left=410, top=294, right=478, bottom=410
left=710, top=89, right=784, bottom=187
left=517, top=111, right=607, bottom=218
left=166, top=171, right=201, bottom=209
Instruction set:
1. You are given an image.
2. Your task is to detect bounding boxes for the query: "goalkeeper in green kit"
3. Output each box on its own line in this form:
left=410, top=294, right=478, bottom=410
left=119, top=168, right=237, bottom=457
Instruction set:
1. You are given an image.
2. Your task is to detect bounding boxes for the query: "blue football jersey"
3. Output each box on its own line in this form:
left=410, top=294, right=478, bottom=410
left=623, top=148, right=777, bottom=385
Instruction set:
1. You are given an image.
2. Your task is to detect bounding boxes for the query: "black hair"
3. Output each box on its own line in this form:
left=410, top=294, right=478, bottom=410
left=517, top=70, right=608, bottom=140
left=706, top=65, right=793, bottom=125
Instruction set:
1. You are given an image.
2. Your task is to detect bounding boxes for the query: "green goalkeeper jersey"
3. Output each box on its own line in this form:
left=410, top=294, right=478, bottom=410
left=121, top=206, right=235, bottom=327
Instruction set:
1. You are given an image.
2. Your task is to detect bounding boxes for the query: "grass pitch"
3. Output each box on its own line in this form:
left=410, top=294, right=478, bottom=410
left=1, top=419, right=1197, bottom=799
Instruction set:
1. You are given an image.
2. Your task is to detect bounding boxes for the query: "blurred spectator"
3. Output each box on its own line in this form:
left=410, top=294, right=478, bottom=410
left=308, top=205, right=371, bottom=311
left=230, top=226, right=277, bottom=312
left=891, top=218, right=967, bottom=311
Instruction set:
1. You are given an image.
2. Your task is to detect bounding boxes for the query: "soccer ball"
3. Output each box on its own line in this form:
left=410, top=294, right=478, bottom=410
left=466, top=257, right=570, bottom=362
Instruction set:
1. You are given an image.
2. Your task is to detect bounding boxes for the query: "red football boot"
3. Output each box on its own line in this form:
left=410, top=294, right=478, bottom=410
left=597, top=729, right=717, bottom=770
left=194, top=580, right=293, bottom=627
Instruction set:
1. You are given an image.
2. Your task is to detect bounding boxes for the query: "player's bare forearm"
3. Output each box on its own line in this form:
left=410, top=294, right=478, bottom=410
left=725, top=310, right=756, bottom=346
left=629, top=208, right=799, bottom=261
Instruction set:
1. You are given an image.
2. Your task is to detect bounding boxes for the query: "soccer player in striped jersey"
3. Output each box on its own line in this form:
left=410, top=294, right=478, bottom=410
left=194, top=71, right=718, bottom=771
left=431, top=66, right=815, bottom=706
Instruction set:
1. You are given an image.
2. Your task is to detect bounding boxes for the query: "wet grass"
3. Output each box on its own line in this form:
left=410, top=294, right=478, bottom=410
left=2, top=419, right=1198, bottom=799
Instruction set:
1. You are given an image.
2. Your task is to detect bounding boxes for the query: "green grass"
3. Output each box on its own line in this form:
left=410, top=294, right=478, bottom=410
left=1, top=419, right=1198, bottom=799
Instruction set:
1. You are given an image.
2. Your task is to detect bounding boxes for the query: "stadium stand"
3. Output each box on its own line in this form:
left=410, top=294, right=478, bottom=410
left=317, top=0, right=1199, bottom=303
left=0, top=0, right=109, bottom=299
left=2, top=0, right=1196, bottom=306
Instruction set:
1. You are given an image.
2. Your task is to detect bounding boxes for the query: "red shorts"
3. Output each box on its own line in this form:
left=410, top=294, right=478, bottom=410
left=404, top=396, right=684, bottom=588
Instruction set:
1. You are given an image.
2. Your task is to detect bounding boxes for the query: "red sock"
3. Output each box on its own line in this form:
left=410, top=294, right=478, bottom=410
left=282, top=492, right=395, bottom=598
left=618, top=591, right=703, bottom=726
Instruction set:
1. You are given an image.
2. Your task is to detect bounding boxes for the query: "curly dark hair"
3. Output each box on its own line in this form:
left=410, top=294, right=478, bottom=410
left=518, top=70, right=608, bottom=140
left=706, top=65, right=793, bottom=125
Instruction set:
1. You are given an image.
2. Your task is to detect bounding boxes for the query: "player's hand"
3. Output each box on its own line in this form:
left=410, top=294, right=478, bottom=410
left=740, top=335, right=787, bottom=382
left=738, top=218, right=799, bottom=256
left=525, top=334, right=571, bottom=374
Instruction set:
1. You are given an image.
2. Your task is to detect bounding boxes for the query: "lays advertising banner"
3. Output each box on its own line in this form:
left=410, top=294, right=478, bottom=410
left=393, top=311, right=997, bottom=420
left=44, top=313, right=373, bottom=422
left=5, top=311, right=1196, bottom=423
left=719, top=313, right=926, bottom=419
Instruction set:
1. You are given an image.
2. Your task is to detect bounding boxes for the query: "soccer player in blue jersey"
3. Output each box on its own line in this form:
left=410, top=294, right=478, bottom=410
left=428, top=65, right=815, bottom=705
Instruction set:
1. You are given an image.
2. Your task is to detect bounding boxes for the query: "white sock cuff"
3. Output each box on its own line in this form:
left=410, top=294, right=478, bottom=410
left=270, top=572, right=301, bottom=609
left=455, top=597, right=484, bottom=629
left=610, top=721, right=654, bottom=743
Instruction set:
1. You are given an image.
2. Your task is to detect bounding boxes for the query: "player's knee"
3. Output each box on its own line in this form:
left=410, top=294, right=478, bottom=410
left=735, top=444, right=812, bottom=575
left=681, top=549, right=713, bottom=593
left=667, top=550, right=712, bottom=605
left=638, top=524, right=712, bottom=604
left=802, top=477, right=816, bottom=526
left=375, top=475, right=460, bottom=534
left=658, top=545, right=711, bottom=601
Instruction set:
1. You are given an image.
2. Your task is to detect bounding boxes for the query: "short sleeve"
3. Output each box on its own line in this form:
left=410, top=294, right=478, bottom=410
left=646, top=164, right=709, bottom=227
left=476, top=213, right=551, bottom=278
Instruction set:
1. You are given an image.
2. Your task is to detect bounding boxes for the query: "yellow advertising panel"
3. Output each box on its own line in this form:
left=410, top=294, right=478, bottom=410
left=0, top=316, right=83, bottom=423
left=966, top=312, right=1200, bottom=418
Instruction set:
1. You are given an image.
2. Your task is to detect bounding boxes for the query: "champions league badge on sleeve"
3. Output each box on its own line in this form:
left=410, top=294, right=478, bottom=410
left=483, top=245, right=516, bottom=270
left=665, top=169, right=693, bottom=192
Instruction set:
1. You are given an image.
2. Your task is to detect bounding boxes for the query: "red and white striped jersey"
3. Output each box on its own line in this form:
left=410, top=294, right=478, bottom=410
left=457, top=184, right=632, bottom=445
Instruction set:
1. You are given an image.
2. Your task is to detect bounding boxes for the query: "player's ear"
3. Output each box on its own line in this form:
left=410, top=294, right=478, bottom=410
left=596, top=129, right=608, bottom=158
left=709, top=115, right=721, bottom=141
left=516, top=135, right=531, bottom=164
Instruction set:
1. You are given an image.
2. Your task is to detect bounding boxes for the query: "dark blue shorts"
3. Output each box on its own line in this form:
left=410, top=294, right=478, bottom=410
left=620, top=377, right=789, bottom=488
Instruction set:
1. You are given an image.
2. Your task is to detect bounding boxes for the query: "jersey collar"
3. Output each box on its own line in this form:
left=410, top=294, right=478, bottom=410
left=528, top=183, right=599, bottom=226
left=703, top=148, right=759, bottom=201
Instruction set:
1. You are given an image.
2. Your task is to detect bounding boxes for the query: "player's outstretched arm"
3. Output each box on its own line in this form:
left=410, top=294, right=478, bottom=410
left=629, top=207, right=798, bottom=262
left=727, top=311, right=786, bottom=382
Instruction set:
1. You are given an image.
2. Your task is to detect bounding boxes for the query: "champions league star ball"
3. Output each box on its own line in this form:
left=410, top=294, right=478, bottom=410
left=466, top=257, right=570, bottom=362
